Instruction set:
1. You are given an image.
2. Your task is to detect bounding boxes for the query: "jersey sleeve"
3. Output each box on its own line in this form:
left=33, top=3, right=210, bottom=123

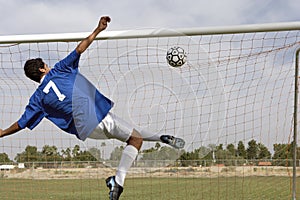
left=17, top=94, right=45, bottom=130
left=54, top=49, right=81, bottom=73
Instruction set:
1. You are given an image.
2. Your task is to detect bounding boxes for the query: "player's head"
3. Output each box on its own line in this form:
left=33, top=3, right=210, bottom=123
left=24, top=58, right=50, bottom=83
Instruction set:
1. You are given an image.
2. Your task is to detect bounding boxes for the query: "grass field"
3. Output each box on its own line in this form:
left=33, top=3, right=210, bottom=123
left=0, top=177, right=298, bottom=200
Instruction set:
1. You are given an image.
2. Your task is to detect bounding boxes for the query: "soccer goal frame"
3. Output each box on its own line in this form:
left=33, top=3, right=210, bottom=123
left=0, top=21, right=300, bottom=200
left=293, top=48, right=300, bottom=200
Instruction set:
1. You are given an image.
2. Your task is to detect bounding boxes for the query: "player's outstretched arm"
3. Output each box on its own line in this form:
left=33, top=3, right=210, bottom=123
left=76, top=16, right=111, bottom=54
left=0, top=122, right=22, bottom=138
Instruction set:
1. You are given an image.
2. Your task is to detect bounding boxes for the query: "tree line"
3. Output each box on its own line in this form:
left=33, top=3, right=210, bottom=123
left=0, top=139, right=299, bottom=167
left=178, top=140, right=300, bottom=167
left=0, top=145, right=100, bottom=164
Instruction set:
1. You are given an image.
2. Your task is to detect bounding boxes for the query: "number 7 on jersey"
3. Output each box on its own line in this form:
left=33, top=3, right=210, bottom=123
left=43, top=80, right=66, bottom=101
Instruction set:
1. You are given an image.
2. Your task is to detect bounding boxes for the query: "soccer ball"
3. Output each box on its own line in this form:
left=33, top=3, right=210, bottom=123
left=166, top=46, right=187, bottom=67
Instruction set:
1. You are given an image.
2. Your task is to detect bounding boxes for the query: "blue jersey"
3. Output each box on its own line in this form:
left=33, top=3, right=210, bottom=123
left=18, top=50, right=113, bottom=141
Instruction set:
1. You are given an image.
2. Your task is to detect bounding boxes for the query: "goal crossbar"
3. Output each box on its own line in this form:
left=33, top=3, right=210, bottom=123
left=0, top=21, right=300, bottom=44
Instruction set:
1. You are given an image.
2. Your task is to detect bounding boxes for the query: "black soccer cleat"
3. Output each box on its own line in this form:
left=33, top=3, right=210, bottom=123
left=106, top=176, right=123, bottom=200
left=160, top=135, right=185, bottom=149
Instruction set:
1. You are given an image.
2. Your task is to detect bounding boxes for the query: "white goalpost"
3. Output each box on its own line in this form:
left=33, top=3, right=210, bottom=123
left=0, top=22, right=300, bottom=199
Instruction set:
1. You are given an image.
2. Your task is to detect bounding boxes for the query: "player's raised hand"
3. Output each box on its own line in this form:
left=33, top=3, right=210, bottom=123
left=98, top=16, right=111, bottom=31
left=76, top=16, right=111, bottom=54
left=0, top=129, right=3, bottom=137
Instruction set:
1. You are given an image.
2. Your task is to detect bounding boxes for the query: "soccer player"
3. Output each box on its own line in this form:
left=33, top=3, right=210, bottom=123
left=0, top=16, right=185, bottom=200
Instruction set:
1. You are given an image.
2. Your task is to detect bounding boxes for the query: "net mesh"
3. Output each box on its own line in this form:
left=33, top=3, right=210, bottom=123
left=0, top=29, right=299, bottom=199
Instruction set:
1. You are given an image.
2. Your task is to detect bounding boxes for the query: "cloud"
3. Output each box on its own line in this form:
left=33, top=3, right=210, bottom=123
left=0, top=0, right=97, bottom=34
left=0, top=0, right=299, bottom=35
left=239, top=0, right=300, bottom=24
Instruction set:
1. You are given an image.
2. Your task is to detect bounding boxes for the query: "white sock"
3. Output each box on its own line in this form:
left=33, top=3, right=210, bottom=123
left=115, top=145, right=138, bottom=187
left=139, top=129, right=162, bottom=141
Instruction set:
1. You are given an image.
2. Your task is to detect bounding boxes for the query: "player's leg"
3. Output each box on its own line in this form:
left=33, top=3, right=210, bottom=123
left=88, top=114, right=142, bottom=200
left=99, top=112, right=185, bottom=149
left=106, top=129, right=142, bottom=200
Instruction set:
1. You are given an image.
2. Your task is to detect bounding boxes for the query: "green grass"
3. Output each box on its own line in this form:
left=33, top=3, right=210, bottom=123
left=0, top=177, right=298, bottom=200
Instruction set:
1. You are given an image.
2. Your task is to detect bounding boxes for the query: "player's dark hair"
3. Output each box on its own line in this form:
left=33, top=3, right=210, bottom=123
left=24, top=58, right=45, bottom=83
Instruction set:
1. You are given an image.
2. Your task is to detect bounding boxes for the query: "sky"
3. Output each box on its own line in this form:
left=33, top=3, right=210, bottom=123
left=0, top=0, right=299, bottom=36
left=0, top=0, right=299, bottom=160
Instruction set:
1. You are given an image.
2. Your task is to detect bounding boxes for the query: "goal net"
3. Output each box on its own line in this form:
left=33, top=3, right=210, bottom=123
left=0, top=23, right=300, bottom=199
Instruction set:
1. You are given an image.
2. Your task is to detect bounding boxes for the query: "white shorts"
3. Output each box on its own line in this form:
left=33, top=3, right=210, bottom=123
left=88, top=112, right=133, bottom=142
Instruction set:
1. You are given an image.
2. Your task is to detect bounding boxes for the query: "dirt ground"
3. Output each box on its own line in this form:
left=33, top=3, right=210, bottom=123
left=1, top=165, right=298, bottom=179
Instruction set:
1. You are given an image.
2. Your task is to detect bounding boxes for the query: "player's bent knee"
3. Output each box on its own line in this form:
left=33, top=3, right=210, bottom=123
left=127, top=129, right=143, bottom=150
